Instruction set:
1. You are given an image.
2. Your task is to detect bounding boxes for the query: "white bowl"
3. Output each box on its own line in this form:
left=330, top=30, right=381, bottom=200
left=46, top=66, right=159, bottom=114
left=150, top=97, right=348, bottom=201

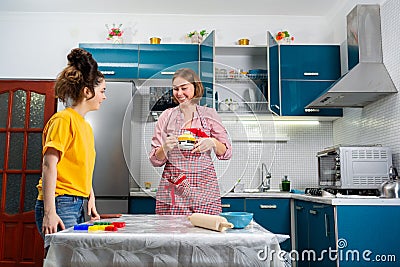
left=229, top=101, right=239, bottom=111
left=178, top=141, right=194, bottom=150
left=219, top=102, right=230, bottom=111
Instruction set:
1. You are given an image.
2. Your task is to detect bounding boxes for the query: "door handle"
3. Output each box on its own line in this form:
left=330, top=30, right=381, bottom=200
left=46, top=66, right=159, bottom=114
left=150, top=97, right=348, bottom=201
left=260, top=204, right=277, bottom=209
left=309, top=210, right=318, bottom=215
left=303, top=72, right=319, bottom=76
left=161, top=71, right=175, bottom=75
left=295, top=206, right=303, bottom=210
left=325, top=213, right=330, bottom=237
left=272, top=105, right=280, bottom=110
left=304, top=108, right=320, bottom=113
left=101, top=70, right=116, bottom=75
left=221, top=204, right=231, bottom=208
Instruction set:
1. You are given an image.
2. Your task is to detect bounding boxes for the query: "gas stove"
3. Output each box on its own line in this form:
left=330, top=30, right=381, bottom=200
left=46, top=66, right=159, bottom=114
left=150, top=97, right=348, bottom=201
left=305, top=187, right=380, bottom=197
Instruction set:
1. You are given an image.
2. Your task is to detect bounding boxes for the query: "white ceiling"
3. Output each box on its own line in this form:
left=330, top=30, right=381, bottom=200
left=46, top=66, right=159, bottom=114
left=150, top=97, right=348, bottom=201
left=1, top=0, right=344, bottom=16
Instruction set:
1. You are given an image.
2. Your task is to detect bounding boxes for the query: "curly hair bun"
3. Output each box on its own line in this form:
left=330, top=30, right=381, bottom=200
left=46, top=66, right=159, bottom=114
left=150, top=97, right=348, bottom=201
left=55, top=48, right=101, bottom=104
left=64, top=67, right=83, bottom=85
left=67, top=48, right=97, bottom=74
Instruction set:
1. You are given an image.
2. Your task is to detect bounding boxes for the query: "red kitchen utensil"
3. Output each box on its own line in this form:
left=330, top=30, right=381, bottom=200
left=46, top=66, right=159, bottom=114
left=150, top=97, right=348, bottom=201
left=168, top=174, right=191, bottom=198
left=185, top=128, right=209, bottom=138
left=100, top=214, right=122, bottom=219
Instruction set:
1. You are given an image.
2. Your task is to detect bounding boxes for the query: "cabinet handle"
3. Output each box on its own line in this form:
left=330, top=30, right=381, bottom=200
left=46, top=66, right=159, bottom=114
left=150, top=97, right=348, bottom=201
left=272, top=105, right=280, bottom=110
left=312, top=205, right=326, bottom=209
left=221, top=204, right=231, bottom=208
left=260, top=204, right=277, bottom=209
left=304, top=108, right=320, bottom=113
left=309, top=210, right=318, bottom=215
left=101, top=70, right=115, bottom=75
left=160, top=71, right=175, bottom=75
left=325, top=213, right=330, bottom=237
left=303, top=72, right=319, bottom=76
left=295, top=206, right=303, bottom=210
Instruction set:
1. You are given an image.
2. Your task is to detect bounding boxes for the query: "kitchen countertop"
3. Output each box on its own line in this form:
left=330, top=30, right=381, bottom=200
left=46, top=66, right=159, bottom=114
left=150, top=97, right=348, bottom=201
left=130, top=189, right=400, bottom=206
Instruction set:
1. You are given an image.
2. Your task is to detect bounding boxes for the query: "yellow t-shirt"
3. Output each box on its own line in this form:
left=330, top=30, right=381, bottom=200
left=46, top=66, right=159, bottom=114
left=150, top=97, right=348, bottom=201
left=36, top=107, right=96, bottom=200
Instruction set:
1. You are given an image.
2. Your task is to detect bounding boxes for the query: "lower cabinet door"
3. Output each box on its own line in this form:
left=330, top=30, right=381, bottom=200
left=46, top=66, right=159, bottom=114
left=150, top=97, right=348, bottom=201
left=129, top=197, right=156, bottom=214
left=294, top=200, right=336, bottom=267
left=246, top=198, right=291, bottom=251
left=308, top=203, right=336, bottom=267
left=221, top=197, right=245, bottom=212
left=294, top=200, right=310, bottom=267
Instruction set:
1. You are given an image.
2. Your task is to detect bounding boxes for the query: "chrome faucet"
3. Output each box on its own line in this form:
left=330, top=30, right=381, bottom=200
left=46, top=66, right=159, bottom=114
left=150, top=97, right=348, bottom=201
left=259, top=163, right=271, bottom=192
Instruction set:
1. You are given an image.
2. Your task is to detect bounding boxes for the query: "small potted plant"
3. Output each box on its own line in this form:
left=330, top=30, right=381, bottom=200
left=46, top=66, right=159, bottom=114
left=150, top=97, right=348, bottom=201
left=275, top=30, right=294, bottom=44
left=187, top=30, right=208, bottom=43
left=106, top=23, right=124, bottom=44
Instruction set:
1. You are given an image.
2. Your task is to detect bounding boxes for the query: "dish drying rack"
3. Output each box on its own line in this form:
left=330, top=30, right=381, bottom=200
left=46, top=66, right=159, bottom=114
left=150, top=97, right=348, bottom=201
left=217, top=101, right=269, bottom=113
left=215, top=73, right=268, bottom=82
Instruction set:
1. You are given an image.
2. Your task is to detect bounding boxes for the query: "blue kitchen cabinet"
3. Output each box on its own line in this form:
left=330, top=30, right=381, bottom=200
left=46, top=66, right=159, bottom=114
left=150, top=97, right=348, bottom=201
left=267, top=32, right=280, bottom=115
left=294, top=199, right=400, bottom=267
left=294, top=200, right=309, bottom=267
left=280, top=80, right=343, bottom=116
left=307, top=202, right=336, bottom=267
left=246, top=198, right=291, bottom=251
left=336, top=205, right=400, bottom=267
left=129, top=196, right=245, bottom=214
left=267, top=31, right=343, bottom=117
left=79, top=43, right=139, bottom=79
left=279, top=45, right=340, bottom=80
left=129, top=197, right=156, bottom=214
left=199, top=31, right=214, bottom=107
left=221, top=197, right=245, bottom=212
left=138, top=44, right=199, bottom=79
left=294, top=200, right=336, bottom=267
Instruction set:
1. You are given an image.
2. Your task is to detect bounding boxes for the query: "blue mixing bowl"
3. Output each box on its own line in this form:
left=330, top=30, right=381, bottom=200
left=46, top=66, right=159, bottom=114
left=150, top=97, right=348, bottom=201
left=219, top=212, right=253, bottom=229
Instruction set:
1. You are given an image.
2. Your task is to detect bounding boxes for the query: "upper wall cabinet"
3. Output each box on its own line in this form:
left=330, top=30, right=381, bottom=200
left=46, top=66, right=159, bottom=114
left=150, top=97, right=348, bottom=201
left=267, top=31, right=343, bottom=117
left=280, top=45, right=341, bottom=80
left=79, top=43, right=199, bottom=80
left=138, top=44, right=199, bottom=79
left=199, top=30, right=215, bottom=107
left=79, top=43, right=139, bottom=80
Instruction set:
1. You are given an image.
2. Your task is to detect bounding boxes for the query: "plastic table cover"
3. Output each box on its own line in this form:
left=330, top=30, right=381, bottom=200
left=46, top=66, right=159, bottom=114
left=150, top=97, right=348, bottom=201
left=44, top=214, right=290, bottom=267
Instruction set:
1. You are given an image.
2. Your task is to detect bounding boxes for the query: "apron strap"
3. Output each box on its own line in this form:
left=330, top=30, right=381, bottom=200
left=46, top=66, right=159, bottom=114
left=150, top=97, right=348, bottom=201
left=196, top=106, right=210, bottom=132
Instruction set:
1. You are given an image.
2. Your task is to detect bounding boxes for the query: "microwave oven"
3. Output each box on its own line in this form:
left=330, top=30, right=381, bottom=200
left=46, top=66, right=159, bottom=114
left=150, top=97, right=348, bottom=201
left=317, top=145, right=392, bottom=189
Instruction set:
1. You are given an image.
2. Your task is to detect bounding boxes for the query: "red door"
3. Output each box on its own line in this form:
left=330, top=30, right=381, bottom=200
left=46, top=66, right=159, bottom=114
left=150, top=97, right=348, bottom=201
left=0, top=80, right=56, bottom=267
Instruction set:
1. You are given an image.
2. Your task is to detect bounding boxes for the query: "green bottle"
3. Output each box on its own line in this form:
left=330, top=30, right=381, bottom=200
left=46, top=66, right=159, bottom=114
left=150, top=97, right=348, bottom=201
left=282, top=175, right=291, bottom=192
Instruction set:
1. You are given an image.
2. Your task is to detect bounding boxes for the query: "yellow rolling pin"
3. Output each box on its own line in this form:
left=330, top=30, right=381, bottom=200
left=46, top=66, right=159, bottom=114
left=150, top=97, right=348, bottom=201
left=188, top=213, right=234, bottom=232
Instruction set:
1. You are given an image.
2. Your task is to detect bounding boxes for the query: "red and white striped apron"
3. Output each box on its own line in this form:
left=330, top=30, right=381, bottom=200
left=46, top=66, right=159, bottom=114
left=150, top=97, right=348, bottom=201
left=156, top=106, right=222, bottom=215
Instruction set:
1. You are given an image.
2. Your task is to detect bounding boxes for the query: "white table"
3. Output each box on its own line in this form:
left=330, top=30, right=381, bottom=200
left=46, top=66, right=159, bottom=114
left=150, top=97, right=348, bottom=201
left=44, top=214, right=290, bottom=267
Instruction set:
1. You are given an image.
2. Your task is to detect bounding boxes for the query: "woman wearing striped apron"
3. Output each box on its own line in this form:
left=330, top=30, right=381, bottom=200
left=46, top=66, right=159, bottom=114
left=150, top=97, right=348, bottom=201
left=149, top=68, right=232, bottom=215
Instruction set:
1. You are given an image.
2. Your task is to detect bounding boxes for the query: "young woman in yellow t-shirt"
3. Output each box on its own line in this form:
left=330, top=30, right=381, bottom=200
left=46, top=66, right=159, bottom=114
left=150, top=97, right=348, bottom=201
left=35, top=48, right=106, bottom=241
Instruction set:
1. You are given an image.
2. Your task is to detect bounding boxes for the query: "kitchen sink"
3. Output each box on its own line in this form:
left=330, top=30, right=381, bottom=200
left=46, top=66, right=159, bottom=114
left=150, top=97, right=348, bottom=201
left=243, top=189, right=283, bottom=193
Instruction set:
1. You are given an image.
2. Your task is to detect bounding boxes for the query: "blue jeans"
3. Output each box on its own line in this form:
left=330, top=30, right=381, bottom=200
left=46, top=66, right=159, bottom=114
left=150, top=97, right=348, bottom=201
left=35, top=195, right=85, bottom=239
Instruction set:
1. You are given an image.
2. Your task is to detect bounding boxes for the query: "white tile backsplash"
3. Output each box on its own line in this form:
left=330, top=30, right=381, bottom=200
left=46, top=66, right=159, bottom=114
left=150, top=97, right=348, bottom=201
left=136, top=119, right=333, bottom=192
left=333, top=0, right=400, bottom=168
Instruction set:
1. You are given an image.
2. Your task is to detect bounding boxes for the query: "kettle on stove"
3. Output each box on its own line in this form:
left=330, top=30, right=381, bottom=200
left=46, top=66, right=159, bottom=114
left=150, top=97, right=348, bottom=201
left=379, top=166, right=400, bottom=198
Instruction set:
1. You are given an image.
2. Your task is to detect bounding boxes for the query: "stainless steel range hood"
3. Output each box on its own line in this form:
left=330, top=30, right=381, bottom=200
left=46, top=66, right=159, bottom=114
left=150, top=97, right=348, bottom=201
left=307, top=4, right=397, bottom=108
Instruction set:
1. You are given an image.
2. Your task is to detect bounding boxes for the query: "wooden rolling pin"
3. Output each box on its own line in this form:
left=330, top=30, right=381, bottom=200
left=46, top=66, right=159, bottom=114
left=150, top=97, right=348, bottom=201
left=188, top=213, right=233, bottom=232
